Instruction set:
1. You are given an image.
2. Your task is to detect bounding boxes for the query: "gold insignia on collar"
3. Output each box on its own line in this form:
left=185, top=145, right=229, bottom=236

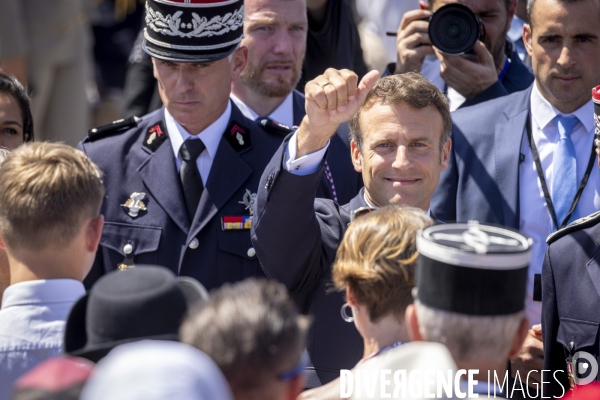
left=121, top=192, right=147, bottom=218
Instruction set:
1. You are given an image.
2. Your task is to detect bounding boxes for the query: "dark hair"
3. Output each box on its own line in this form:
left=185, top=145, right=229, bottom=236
left=0, top=73, right=34, bottom=142
left=180, top=279, right=310, bottom=397
left=349, top=72, right=452, bottom=152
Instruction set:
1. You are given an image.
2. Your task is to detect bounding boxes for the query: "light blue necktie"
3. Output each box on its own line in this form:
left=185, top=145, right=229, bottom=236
left=551, top=116, right=580, bottom=229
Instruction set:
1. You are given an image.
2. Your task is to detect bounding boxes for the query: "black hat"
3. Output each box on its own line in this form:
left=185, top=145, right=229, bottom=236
left=63, top=265, right=209, bottom=363
left=415, top=222, right=532, bottom=316
left=143, top=0, right=245, bottom=63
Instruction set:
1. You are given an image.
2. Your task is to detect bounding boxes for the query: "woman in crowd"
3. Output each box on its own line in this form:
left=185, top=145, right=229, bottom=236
left=0, top=72, right=33, bottom=150
left=300, top=205, right=432, bottom=399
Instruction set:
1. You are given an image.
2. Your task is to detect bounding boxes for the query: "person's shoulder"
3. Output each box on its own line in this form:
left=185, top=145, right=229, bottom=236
left=547, top=211, right=600, bottom=246
left=82, top=109, right=164, bottom=148
left=452, top=86, right=532, bottom=132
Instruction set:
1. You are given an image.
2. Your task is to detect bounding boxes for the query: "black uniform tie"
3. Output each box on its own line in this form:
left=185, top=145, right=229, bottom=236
left=179, top=138, right=206, bottom=220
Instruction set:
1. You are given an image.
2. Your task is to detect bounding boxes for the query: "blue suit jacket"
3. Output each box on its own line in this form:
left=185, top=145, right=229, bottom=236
left=431, top=86, right=533, bottom=226
left=80, top=104, right=282, bottom=290
left=252, top=135, right=365, bottom=386
left=382, top=46, right=533, bottom=109
left=291, top=90, right=362, bottom=205
left=542, top=216, right=600, bottom=397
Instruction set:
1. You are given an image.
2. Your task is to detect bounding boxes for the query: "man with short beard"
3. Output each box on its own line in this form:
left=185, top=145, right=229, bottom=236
left=386, top=0, right=533, bottom=111
left=231, top=0, right=361, bottom=204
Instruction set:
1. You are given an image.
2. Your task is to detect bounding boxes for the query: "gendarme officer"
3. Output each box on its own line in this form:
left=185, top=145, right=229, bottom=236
left=79, top=0, right=281, bottom=290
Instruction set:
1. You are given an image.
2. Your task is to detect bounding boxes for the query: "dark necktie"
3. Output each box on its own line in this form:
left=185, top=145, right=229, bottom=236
left=179, top=138, right=206, bottom=220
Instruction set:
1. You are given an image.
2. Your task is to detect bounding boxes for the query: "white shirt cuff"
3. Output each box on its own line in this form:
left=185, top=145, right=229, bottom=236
left=284, top=130, right=330, bottom=176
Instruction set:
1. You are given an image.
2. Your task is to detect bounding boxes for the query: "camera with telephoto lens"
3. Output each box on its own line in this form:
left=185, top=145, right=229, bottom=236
left=428, top=3, right=486, bottom=55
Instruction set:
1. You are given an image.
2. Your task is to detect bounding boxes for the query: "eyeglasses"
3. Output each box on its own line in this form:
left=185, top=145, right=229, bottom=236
left=278, top=351, right=309, bottom=381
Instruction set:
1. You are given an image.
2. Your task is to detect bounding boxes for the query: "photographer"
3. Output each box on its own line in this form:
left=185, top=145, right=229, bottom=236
left=385, top=0, right=533, bottom=111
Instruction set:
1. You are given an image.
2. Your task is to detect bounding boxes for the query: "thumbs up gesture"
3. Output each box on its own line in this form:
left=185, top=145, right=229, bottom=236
left=296, top=68, right=380, bottom=158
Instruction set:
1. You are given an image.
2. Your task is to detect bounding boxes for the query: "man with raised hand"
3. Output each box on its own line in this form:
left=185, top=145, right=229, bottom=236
left=252, top=68, right=452, bottom=384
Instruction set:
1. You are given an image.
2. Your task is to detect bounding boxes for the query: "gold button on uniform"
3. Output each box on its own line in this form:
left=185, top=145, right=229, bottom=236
left=247, top=247, right=256, bottom=258
left=189, top=238, right=199, bottom=249
left=123, top=244, right=133, bottom=255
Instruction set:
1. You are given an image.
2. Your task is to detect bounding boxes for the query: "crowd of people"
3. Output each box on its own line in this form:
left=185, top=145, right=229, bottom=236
left=0, top=0, right=600, bottom=398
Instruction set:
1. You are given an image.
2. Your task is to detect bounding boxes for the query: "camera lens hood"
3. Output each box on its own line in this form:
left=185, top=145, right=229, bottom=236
left=428, top=3, right=483, bottom=55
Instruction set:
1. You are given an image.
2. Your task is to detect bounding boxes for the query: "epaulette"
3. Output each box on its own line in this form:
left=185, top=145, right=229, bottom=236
left=546, top=210, right=600, bottom=244
left=86, top=116, right=140, bottom=142
left=256, top=117, right=295, bottom=136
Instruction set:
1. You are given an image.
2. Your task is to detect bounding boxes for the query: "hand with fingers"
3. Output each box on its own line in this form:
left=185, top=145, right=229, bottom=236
left=511, top=324, right=544, bottom=386
left=435, top=40, right=499, bottom=100
left=394, top=9, right=434, bottom=75
left=296, top=68, right=380, bottom=158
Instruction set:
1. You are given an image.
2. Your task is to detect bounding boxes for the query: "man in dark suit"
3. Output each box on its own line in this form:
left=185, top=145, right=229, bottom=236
left=431, top=0, right=600, bottom=387
left=384, top=0, right=533, bottom=110
left=79, top=0, right=282, bottom=290
left=230, top=0, right=361, bottom=204
left=251, top=70, right=452, bottom=385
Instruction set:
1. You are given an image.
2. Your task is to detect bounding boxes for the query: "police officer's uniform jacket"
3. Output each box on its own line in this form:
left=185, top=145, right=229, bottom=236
left=79, top=103, right=282, bottom=289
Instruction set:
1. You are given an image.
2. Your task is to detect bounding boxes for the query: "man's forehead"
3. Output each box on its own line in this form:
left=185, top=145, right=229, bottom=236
left=359, top=102, right=443, bottom=133
left=245, top=0, right=307, bottom=22
left=530, top=0, right=600, bottom=30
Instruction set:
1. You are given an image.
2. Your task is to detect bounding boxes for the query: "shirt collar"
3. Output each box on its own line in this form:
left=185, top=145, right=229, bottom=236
left=230, top=92, right=295, bottom=127
left=166, top=102, right=232, bottom=163
left=531, top=82, right=594, bottom=133
left=362, top=193, right=431, bottom=217
left=1, top=279, right=85, bottom=310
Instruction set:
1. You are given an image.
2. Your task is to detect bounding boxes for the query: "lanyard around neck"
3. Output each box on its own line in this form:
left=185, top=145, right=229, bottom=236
left=525, top=116, right=595, bottom=230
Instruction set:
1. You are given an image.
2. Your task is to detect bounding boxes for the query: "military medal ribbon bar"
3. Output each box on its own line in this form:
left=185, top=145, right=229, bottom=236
left=222, top=215, right=253, bottom=230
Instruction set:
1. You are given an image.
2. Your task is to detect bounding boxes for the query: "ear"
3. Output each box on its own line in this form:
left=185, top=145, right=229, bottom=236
left=508, top=316, right=530, bottom=359
left=523, top=24, right=533, bottom=57
left=151, top=57, right=159, bottom=80
left=405, top=304, right=424, bottom=341
left=440, top=138, right=452, bottom=171
left=230, top=46, right=248, bottom=81
left=345, top=286, right=358, bottom=306
left=86, top=215, right=104, bottom=253
left=350, top=140, right=363, bottom=173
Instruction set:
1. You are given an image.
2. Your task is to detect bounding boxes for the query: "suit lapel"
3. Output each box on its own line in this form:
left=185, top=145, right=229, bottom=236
left=187, top=126, right=252, bottom=241
left=493, top=87, right=532, bottom=228
left=139, top=137, right=190, bottom=234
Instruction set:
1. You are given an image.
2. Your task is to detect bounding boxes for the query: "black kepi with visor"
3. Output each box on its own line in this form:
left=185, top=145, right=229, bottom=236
left=143, top=0, right=245, bottom=63
left=415, top=221, right=532, bottom=316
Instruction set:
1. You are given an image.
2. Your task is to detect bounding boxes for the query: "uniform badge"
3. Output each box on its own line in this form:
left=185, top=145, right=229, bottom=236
left=221, top=190, right=257, bottom=230
left=238, top=189, right=257, bottom=215
left=143, top=121, right=168, bottom=152
left=224, top=121, right=252, bottom=152
left=121, top=192, right=147, bottom=217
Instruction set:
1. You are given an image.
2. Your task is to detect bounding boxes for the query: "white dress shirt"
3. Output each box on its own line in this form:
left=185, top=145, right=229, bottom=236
left=165, top=102, right=231, bottom=184
left=519, top=84, right=599, bottom=325
left=0, top=279, right=86, bottom=398
left=230, top=92, right=295, bottom=128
